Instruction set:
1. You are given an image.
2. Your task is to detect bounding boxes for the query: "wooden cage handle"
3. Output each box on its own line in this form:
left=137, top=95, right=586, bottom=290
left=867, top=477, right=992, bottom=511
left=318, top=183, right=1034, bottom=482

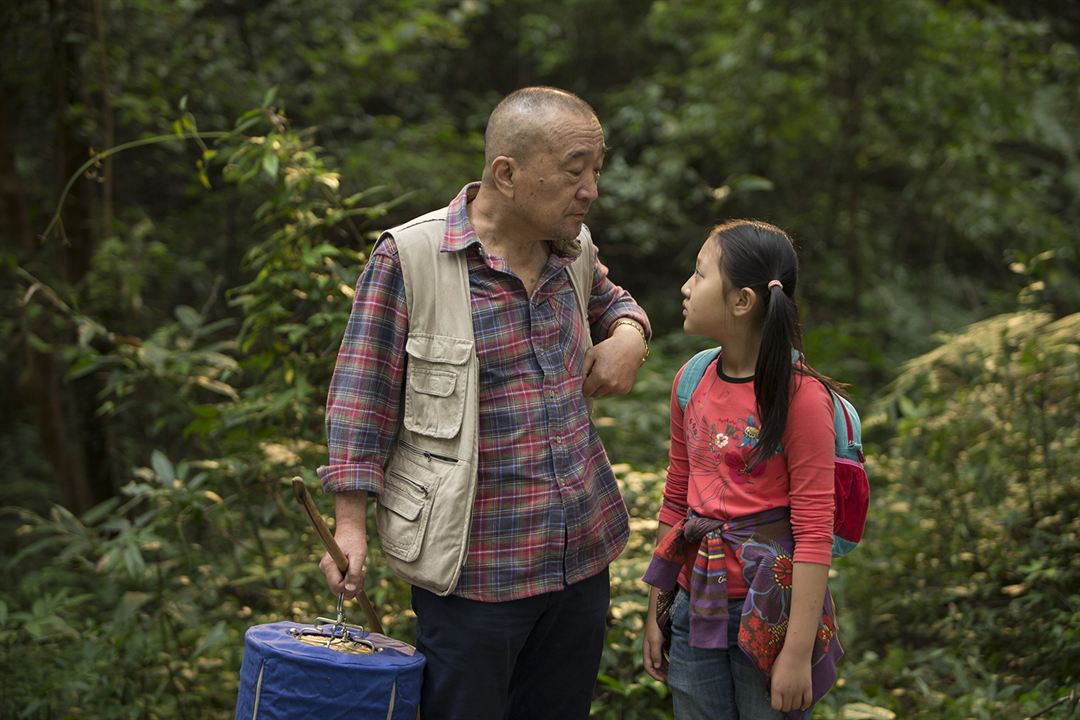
left=292, top=477, right=384, bottom=635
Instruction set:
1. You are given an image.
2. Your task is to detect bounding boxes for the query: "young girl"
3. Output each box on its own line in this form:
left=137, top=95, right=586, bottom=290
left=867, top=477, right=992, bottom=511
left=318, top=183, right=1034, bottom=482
left=642, top=220, right=843, bottom=719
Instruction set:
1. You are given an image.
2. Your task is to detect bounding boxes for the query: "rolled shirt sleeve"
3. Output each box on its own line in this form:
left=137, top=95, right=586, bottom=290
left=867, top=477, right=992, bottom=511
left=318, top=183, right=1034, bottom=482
left=317, top=238, right=408, bottom=496
left=586, top=249, right=652, bottom=341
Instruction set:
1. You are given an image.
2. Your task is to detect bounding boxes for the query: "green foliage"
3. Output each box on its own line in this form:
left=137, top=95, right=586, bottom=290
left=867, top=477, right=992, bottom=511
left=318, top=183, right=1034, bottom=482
left=2, top=459, right=358, bottom=718
left=3, top=0, right=1080, bottom=717
left=597, top=0, right=1080, bottom=382
left=832, top=311, right=1080, bottom=718
left=592, top=362, right=679, bottom=718
left=3, top=106, right=418, bottom=716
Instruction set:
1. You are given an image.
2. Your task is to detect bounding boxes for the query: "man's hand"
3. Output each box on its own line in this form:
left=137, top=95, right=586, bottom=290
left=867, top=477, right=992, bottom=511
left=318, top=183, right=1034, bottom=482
left=319, top=491, right=368, bottom=600
left=582, top=322, right=646, bottom=397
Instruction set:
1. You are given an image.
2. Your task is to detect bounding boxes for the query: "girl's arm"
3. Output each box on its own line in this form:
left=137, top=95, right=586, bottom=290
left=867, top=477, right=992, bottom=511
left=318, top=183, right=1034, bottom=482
left=769, top=562, right=828, bottom=712
left=659, top=365, right=692, bottom=524
left=770, top=377, right=837, bottom=711
left=644, top=368, right=693, bottom=682
left=643, top=521, right=674, bottom=682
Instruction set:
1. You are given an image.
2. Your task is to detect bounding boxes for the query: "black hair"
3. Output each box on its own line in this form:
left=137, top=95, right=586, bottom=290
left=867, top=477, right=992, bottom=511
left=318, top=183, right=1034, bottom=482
left=710, top=220, right=841, bottom=469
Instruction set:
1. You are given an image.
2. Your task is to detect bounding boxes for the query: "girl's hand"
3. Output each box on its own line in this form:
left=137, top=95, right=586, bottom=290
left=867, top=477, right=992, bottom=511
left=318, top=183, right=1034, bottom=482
left=773, top=561, right=829, bottom=712
left=642, top=613, right=668, bottom=682
left=769, top=645, right=812, bottom=713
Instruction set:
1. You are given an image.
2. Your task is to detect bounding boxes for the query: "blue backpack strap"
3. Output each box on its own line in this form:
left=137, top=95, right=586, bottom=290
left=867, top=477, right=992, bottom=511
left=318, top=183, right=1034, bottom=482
left=831, top=391, right=863, bottom=462
left=676, top=347, right=723, bottom=411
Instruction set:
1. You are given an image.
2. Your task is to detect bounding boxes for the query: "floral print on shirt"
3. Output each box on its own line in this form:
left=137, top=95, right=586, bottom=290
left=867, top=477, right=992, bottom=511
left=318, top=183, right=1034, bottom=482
left=686, top=413, right=768, bottom=515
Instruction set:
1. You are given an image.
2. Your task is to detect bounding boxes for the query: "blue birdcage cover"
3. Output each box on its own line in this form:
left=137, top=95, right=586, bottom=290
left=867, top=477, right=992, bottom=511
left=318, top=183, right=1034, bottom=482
left=235, top=621, right=425, bottom=720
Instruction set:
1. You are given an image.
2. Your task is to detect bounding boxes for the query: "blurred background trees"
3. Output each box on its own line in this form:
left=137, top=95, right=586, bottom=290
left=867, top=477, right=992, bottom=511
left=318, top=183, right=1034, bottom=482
left=1, top=0, right=1077, bottom=717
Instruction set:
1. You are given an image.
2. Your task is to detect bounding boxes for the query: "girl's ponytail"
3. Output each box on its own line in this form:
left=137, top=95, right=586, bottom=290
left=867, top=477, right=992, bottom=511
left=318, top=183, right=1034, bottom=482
left=751, top=280, right=799, bottom=467
left=711, top=220, right=802, bottom=470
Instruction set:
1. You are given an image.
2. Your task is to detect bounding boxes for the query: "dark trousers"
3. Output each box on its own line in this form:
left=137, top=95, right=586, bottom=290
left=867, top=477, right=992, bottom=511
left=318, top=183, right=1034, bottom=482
left=411, top=567, right=610, bottom=720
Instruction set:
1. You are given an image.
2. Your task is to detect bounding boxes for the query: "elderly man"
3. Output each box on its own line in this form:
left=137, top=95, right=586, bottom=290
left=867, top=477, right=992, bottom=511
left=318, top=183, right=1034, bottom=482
left=318, top=86, right=651, bottom=720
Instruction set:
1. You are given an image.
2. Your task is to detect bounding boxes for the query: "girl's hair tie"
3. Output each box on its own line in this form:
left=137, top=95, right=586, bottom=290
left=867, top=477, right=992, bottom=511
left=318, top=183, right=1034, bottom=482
left=767, top=279, right=783, bottom=290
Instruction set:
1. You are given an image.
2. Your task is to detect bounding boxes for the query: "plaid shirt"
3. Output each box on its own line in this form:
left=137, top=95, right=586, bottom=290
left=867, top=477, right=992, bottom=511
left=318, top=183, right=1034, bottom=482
left=318, top=183, right=651, bottom=601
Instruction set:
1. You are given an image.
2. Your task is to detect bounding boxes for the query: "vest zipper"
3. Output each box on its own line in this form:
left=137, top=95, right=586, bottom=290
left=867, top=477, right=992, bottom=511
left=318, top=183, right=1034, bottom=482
left=387, top=470, right=429, bottom=496
left=399, top=439, right=459, bottom=464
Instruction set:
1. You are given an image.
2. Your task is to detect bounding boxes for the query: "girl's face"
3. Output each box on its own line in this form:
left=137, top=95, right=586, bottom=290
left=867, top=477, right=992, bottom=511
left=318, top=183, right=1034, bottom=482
left=681, top=237, right=736, bottom=341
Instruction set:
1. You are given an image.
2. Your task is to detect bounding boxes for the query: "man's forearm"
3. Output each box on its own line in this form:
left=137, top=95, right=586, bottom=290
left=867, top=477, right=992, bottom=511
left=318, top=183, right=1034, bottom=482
left=334, top=490, right=369, bottom=532
left=610, top=318, right=649, bottom=365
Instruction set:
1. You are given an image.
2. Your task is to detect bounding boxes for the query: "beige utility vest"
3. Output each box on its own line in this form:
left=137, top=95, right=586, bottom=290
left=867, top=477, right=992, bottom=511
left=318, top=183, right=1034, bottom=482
left=375, top=207, right=597, bottom=595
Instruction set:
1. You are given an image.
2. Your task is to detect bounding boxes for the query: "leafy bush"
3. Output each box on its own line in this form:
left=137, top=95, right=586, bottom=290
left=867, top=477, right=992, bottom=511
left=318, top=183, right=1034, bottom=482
left=832, top=311, right=1080, bottom=718
left=2, top=106, right=418, bottom=718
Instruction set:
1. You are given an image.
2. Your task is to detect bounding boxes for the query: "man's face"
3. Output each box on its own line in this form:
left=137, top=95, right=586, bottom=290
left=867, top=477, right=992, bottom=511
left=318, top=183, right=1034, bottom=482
left=512, top=111, right=606, bottom=244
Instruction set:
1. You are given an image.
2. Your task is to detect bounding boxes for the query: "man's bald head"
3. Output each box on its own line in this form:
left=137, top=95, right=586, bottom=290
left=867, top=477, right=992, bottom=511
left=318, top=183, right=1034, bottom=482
left=483, top=87, right=598, bottom=175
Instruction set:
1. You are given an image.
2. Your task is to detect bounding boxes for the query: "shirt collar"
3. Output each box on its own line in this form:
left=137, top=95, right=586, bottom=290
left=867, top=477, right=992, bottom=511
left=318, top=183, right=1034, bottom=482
left=440, top=182, right=582, bottom=264
left=441, top=182, right=483, bottom=254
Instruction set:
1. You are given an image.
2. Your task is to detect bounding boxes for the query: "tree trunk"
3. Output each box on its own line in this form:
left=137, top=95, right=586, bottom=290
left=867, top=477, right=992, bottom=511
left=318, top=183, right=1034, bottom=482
left=91, top=0, right=114, bottom=235
left=840, top=2, right=865, bottom=309
left=9, top=0, right=117, bottom=514
left=1, top=86, right=101, bottom=514
left=52, top=0, right=96, bottom=283
left=0, top=110, right=32, bottom=256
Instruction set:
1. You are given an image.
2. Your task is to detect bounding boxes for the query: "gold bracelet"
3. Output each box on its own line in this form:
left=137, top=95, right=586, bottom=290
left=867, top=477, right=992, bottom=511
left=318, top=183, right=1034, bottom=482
left=611, top=318, right=649, bottom=364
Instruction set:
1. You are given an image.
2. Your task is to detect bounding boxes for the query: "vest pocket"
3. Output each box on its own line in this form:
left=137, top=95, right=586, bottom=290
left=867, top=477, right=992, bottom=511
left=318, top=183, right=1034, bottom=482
left=403, top=333, right=473, bottom=439
left=377, top=441, right=449, bottom=563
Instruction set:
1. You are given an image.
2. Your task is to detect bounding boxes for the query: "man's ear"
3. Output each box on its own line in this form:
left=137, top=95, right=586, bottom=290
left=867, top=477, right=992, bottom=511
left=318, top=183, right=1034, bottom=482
left=732, top=287, right=758, bottom=317
left=492, top=156, right=515, bottom=196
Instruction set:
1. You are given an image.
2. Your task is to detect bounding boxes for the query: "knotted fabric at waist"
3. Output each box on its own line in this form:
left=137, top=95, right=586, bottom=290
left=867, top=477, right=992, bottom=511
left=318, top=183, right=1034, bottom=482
left=642, top=505, right=843, bottom=718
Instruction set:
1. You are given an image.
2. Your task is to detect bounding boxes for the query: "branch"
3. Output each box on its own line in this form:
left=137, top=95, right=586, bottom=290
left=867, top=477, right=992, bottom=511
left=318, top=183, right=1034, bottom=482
left=40, top=110, right=266, bottom=243
left=1026, top=688, right=1078, bottom=719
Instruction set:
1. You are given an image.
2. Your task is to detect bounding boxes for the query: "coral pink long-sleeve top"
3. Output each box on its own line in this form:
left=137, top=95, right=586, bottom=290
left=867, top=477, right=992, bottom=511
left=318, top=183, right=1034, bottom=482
left=658, top=356, right=836, bottom=598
